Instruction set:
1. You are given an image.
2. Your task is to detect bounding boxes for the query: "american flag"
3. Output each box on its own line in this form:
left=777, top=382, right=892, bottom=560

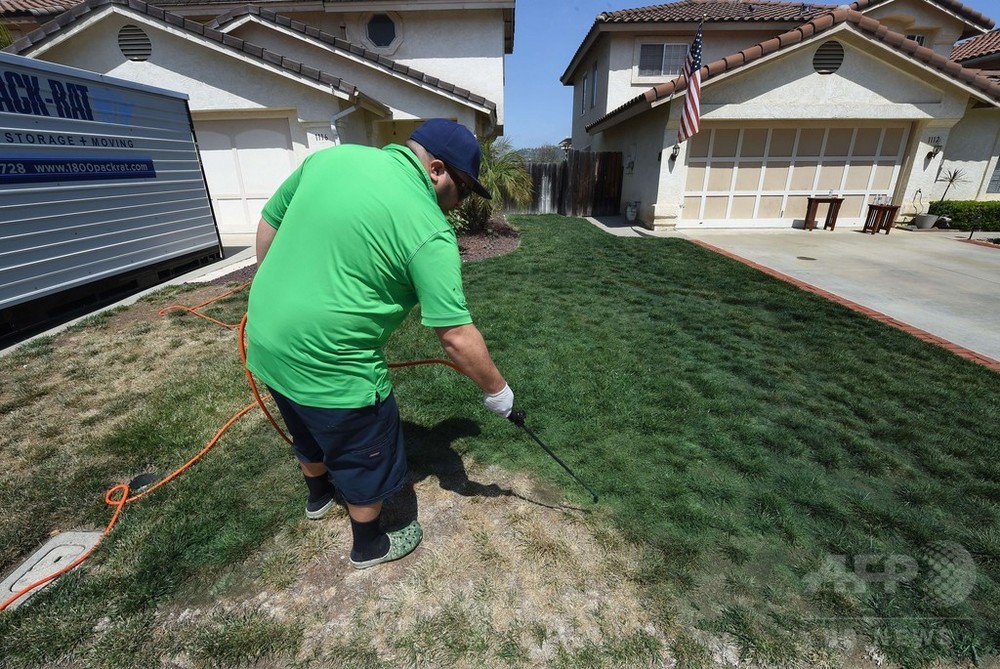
left=677, top=23, right=704, bottom=144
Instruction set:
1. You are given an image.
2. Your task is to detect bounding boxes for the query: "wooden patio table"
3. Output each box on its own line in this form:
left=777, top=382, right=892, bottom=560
left=804, top=196, right=845, bottom=231
left=863, top=203, right=900, bottom=234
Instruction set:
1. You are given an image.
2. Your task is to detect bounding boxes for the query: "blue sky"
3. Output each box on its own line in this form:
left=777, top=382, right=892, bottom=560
left=503, top=0, right=999, bottom=149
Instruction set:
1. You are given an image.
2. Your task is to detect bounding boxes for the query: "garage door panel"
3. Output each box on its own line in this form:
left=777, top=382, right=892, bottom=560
left=704, top=197, right=728, bottom=218
left=826, top=129, right=853, bottom=156
left=241, top=147, right=294, bottom=194
left=689, top=132, right=710, bottom=158
left=682, top=125, right=908, bottom=226
left=786, top=195, right=810, bottom=218
left=686, top=164, right=706, bottom=190
left=713, top=129, right=740, bottom=156
left=731, top=196, right=756, bottom=218
left=194, top=118, right=294, bottom=235
left=741, top=129, right=767, bottom=157
left=735, top=165, right=761, bottom=191
left=790, top=163, right=817, bottom=190
left=770, top=129, right=796, bottom=156
left=881, top=129, right=905, bottom=155
left=818, top=162, right=846, bottom=191
left=842, top=195, right=866, bottom=219
left=845, top=163, right=872, bottom=190
left=236, top=124, right=292, bottom=150
left=872, top=161, right=895, bottom=190
left=854, top=129, right=881, bottom=156
left=762, top=162, right=790, bottom=190
left=213, top=199, right=247, bottom=235
left=682, top=196, right=701, bottom=219
left=758, top=196, right=783, bottom=218
left=195, top=127, right=234, bottom=151
left=200, top=149, right=241, bottom=194
left=707, top=163, right=734, bottom=191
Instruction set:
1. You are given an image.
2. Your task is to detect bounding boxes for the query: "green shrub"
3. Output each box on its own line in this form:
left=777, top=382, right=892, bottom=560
left=457, top=137, right=533, bottom=234
left=927, top=200, right=1000, bottom=231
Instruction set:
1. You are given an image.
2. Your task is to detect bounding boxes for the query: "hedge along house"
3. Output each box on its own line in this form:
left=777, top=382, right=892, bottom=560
left=561, top=0, right=1000, bottom=231
left=4, top=0, right=513, bottom=237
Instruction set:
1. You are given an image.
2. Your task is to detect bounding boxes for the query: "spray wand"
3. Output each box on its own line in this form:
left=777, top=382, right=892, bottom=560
left=508, top=410, right=599, bottom=503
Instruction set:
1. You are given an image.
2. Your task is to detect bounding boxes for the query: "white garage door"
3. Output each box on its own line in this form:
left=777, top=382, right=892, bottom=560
left=196, top=118, right=295, bottom=235
left=682, top=124, right=909, bottom=227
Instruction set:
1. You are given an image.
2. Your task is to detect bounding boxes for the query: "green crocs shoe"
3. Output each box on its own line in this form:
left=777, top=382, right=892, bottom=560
left=350, top=520, right=423, bottom=570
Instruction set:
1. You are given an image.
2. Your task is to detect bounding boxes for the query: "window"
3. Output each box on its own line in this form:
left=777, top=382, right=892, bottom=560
left=367, top=14, right=396, bottom=47
left=581, top=74, right=588, bottom=115
left=906, top=33, right=926, bottom=46
left=988, top=159, right=1000, bottom=193
left=638, top=43, right=688, bottom=77
left=590, top=62, right=598, bottom=109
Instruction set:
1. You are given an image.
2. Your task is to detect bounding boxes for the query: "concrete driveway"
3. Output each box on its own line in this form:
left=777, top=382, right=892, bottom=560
left=591, top=219, right=1000, bottom=368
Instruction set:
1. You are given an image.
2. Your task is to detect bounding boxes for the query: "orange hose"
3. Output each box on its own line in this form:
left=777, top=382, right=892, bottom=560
left=157, top=280, right=252, bottom=329
left=1, top=286, right=464, bottom=612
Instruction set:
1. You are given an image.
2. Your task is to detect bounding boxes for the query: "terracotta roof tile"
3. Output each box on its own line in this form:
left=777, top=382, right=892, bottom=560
left=952, top=30, right=1000, bottom=62
left=598, top=1, right=829, bottom=23
left=588, top=8, right=1000, bottom=132
left=0, top=0, right=78, bottom=16
left=598, top=0, right=993, bottom=29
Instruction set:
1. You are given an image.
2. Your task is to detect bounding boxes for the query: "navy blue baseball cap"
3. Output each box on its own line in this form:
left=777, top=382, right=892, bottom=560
left=410, top=118, right=491, bottom=199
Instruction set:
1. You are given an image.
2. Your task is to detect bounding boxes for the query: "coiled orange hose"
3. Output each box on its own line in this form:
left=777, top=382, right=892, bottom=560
left=1, top=281, right=462, bottom=612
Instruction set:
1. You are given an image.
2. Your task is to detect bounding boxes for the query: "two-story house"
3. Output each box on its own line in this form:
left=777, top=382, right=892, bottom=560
left=3, top=0, right=514, bottom=235
left=561, top=0, right=999, bottom=231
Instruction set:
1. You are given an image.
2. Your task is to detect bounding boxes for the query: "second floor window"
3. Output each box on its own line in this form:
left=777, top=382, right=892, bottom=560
left=638, top=43, right=689, bottom=77
left=988, top=159, right=1000, bottom=193
left=368, top=14, right=396, bottom=47
left=591, top=62, right=598, bottom=108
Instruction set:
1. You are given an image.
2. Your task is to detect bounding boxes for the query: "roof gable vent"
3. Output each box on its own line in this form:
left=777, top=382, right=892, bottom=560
left=813, top=40, right=844, bottom=74
left=118, top=24, right=152, bottom=62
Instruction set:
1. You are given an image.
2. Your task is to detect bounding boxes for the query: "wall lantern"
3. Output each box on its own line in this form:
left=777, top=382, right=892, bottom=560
left=925, top=144, right=942, bottom=160
left=669, top=144, right=680, bottom=162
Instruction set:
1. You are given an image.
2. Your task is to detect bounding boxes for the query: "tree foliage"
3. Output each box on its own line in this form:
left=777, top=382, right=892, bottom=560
left=935, top=166, right=967, bottom=202
left=0, top=21, right=14, bottom=49
left=517, top=144, right=566, bottom=163
left=458, top=136, right=533, bottom=234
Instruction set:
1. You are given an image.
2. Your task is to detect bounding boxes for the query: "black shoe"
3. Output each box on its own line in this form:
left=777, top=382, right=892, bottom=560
left=305, top=493, right=335, bottom=520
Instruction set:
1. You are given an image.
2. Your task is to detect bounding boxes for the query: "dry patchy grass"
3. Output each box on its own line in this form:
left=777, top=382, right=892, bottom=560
left=1, top=283, right=674, bottom=668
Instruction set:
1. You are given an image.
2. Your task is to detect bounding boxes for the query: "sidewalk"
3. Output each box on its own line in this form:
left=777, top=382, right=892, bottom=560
left=588, top=217, right=1000, bottom=370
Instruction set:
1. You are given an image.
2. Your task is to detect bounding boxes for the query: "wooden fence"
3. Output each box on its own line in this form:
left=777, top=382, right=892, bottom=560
left=507, top=150, right=623, bottom=217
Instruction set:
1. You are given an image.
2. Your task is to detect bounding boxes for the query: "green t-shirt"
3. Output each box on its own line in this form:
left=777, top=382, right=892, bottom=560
left=245, top=143, right=472, bottom=408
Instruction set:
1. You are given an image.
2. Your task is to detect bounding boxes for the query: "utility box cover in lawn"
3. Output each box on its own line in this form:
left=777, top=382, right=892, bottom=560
left=0, top=52, right=222, bottom=344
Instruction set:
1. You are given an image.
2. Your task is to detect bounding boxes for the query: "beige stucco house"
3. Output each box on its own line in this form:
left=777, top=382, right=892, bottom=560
left=2, top=0, right=514, bottom=235
left=562, top=0, right=1000, bottom=230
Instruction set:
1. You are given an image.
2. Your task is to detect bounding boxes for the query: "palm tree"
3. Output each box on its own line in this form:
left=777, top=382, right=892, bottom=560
left=936, top=167, right=967, bottom=202
left=460, top=136, right=533, bottom=234
left=0, top=21, right=13, bottom=49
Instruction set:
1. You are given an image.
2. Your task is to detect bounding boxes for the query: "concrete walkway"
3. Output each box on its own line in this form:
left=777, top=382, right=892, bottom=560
left=588, top=217, right=1000, bottom=371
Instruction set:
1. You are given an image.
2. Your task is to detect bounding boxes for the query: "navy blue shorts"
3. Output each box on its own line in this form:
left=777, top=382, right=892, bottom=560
left=268, top=389, right=408, bottom=506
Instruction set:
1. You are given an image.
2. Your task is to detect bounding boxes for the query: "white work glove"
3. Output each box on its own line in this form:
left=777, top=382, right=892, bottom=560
left=483, top=383, right=514, bottom=418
